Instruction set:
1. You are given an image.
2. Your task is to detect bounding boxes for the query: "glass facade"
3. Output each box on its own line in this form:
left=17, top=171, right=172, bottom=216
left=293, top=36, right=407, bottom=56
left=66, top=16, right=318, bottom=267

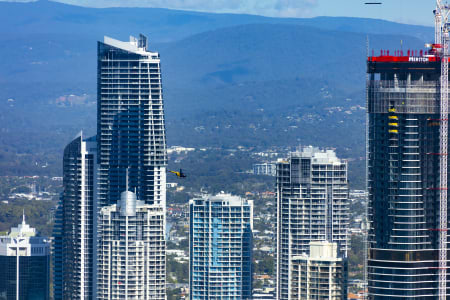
left=189, top=194, right=253, bottom=300
left=0, top=221, right=50, bottom=300
left=52, top=200, right=63, bottom=300
left=367, top=60, right=450, bottom=298
left=97, top=35, right=167, bottom=207
left=60, top=135, right=97, bottom=299
left=0, top=255, right=50, bottom=300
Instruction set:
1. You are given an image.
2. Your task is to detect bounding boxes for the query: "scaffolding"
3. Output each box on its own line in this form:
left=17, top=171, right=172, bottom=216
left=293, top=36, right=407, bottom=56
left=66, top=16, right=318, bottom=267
left=436, top=1, right=450, bottom=299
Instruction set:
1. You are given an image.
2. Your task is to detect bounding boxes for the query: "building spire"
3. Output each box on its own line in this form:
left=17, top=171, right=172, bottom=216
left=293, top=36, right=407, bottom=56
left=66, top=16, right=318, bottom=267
left=126, top=168, right=129, bottom=192
left=22, top=209, right=25, bottom=225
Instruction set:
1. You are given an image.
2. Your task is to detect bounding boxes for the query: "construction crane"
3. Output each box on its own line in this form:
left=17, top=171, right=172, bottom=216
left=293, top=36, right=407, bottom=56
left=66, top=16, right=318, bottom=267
left=437, top=0, right=443, bottom=43
left=436, top=1, right=450, bottom=299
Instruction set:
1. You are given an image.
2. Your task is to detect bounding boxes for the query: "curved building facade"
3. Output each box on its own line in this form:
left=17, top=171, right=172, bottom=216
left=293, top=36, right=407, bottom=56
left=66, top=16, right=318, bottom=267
left=60, top=134, right=97, bottom=299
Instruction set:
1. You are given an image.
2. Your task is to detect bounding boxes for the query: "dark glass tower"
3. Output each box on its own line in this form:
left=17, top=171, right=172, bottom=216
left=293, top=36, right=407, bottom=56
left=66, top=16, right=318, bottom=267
left=0, top=249, right=50, bottom=300
left=97, top=35, right=168, bottom=207
left=367, top=54, right=448, bottom=298
left=51, top=199, right=63, bottom=300
left=0, top=218, right=50, bottom=300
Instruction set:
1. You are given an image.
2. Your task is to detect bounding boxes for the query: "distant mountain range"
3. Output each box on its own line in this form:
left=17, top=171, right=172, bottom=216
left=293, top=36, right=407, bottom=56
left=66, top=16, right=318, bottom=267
left=0, top=0, right=434, bottom=178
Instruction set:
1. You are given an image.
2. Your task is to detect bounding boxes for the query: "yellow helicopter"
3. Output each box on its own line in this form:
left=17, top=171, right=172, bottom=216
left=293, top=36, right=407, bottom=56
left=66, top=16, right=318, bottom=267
left=169, top=169, right=187, bottom=178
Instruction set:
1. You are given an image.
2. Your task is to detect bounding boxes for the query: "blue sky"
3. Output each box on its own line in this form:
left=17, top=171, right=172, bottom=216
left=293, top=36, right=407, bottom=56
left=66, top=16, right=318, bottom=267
left=58, top=0, right=436, bottom=26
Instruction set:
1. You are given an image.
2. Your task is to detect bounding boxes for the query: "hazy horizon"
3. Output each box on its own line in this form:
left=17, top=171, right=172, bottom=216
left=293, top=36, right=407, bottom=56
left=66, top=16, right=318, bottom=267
left=0, top=0, right=436, bottom=27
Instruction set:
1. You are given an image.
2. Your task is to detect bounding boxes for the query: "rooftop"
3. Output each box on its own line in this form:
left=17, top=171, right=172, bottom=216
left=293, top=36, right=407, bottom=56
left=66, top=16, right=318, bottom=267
left=100, top=188, right=163, bottom=216
left=368, top=48, right=445, bottom=63
left=285, top=146, right=344, bottom=165
left=9, top=213, right=36, bottom=238
left=292, top=241, right=342, bottom=262
left=103, top=34, right=158, bottom=56
left=190, top=192, right=253, bottom=207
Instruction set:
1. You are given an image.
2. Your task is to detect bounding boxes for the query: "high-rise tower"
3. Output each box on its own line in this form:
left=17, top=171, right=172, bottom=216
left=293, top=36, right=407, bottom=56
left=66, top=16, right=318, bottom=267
left=276, top=147, right=349, bottom=300
left=56, top=34, right=168, bottom=299
left=97, top=189, right=165, bottom=299
left=97, top=35, right=167, bottom=208
left=60, top=134, right=97, bottom=299
left=52, top=199, right=64, bottom=300
left=189, top=193, right=253, bottom=300
left=366, top=51, right=448, bottom=298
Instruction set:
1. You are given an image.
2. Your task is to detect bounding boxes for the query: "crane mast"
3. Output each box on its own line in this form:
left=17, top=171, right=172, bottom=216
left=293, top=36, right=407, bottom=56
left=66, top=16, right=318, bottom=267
left=437, top=0, right=443, bottom=44
left=437, top=1, right=450, bottom=299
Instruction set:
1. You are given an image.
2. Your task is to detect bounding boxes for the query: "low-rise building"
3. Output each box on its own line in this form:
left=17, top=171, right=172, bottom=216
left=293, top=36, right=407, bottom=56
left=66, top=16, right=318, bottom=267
left=291, top=241, right=346, bottom=300
left=0, top=215, right=50, bottom=300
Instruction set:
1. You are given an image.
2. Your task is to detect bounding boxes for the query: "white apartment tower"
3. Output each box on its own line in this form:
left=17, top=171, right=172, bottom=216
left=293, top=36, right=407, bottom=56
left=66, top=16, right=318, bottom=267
left=97, top=187, right=166, bottom=300
left=276, top=146, right=349, bottom=299
left=291, top=241, right=346, bottom=299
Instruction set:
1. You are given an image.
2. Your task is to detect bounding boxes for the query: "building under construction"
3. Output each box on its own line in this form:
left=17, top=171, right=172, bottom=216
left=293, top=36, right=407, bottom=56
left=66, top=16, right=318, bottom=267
left=365, top=37, right=450, bottom=300
left=366, top=2, right=450, bottom=299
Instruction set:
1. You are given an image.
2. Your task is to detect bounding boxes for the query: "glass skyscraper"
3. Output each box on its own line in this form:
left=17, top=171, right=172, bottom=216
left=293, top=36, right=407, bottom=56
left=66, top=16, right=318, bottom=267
left=367, top=53, right=448, bottom=298
left=275, top=147, right=349, bottom=300
left=189, top=193, right=253, bottom=300
left=60, top=134, right=97, bottom=299
left=52, top=199, right=63, bottom=300
left=97, top=35, right=167, bottom=208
